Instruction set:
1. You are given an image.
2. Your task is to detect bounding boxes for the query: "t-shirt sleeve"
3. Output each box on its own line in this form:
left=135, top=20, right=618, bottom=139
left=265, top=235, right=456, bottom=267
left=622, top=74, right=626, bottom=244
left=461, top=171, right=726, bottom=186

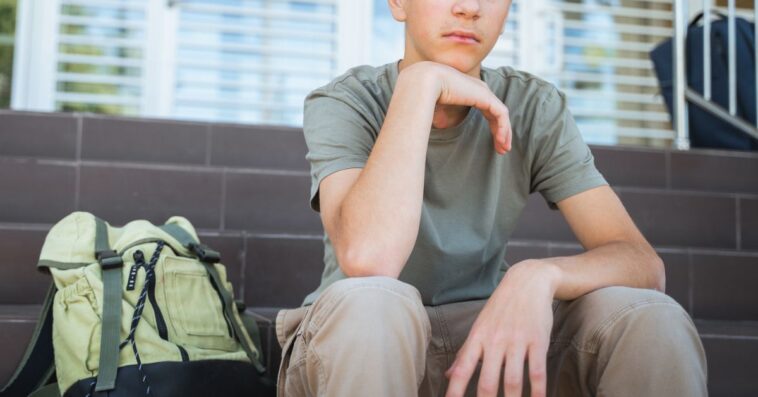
left=528, top=88, right=608, bottom=210
left=303, top=84, right=377, bottom=212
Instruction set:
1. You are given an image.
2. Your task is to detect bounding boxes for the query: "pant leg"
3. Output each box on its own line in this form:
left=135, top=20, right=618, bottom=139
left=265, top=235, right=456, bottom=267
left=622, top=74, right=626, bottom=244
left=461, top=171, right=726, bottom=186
left=277, top=283, right=706, bottom=397
left=549, top=286, right=708, bottom=397
left=418, top=300, right=485, bottom=397
left=275, top=276, right=432, bottom=397
left=421, top=288, right=707, bottom=397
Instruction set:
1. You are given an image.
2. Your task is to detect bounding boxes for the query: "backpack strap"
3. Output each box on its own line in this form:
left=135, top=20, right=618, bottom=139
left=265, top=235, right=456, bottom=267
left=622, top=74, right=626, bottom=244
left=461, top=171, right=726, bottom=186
left=93, top=217, right=124, bottom=392
left=0, top=283, right=56, bottom=397
left=159, top=224, right=266, bottom=374
left=27, top=383, right=61, bottom=397
left=236, top=301, right=264, bottom=363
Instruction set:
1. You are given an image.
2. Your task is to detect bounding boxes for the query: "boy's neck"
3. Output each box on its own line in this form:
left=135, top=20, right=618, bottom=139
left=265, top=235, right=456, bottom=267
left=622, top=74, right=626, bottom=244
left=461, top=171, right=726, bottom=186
left=398, top=58, right=482, bottom=130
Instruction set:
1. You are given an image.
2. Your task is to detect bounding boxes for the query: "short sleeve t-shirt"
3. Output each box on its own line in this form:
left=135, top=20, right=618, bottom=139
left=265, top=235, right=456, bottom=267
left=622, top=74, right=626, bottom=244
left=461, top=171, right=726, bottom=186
left=301, top=59, right=608, bottom=306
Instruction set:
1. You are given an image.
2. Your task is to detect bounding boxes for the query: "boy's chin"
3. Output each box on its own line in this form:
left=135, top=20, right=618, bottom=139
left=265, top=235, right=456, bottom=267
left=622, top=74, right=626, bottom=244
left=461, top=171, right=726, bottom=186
left=432, top=55, right=482, bottom=73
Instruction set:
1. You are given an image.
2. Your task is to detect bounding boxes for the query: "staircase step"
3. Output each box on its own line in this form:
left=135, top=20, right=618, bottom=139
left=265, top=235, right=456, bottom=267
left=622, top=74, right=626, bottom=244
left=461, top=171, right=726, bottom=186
left=3, top=111, right=758, bottom=196
left=695, top=319, right=758, bottom=397
left=591, top=144, right=758, bottom=196
left=0, top=304, right=39, bottom=389
left=3, top=224, right=758, bottom=321
left=3, top=306, right=757, bottom=396
left=512, top=187, right=747, bottom=250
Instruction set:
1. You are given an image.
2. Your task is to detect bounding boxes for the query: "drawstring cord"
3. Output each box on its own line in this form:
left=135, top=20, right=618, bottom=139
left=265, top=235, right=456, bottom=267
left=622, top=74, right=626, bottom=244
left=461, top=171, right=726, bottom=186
left=119, top=240, right=165, bottom=396
left=85, top=241, right=166, bottom=397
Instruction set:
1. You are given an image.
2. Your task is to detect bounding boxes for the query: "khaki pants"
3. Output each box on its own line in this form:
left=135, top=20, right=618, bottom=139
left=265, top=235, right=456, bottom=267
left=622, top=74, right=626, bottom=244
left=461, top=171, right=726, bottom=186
left=275, top=276, right=707, bottom=397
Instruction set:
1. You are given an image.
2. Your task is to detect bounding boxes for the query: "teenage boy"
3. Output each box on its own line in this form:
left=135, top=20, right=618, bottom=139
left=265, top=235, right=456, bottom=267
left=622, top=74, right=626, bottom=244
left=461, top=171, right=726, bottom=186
left=275, top=0, right=708, bottom=396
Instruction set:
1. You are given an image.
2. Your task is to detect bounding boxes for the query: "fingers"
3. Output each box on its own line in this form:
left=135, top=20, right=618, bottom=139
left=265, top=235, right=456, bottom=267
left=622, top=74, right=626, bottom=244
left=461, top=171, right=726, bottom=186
left=503, top=105, right=513, bottom=151
left=477, top=348, right=505, bottom=397
left=455, top=75, right=510, bottom=155
left=501, top=105, right=512, bottom=152
left=445, top=337, right=549, bottom=397
left=453, top=344, right=534, bottom=397
left=485, top=98, right=511, bottom=155
left=444, top=343, right=482, bottom=397
left=528, top=342, right=548, bottom=397
left=438, top=68, right=512, bottom=155
left=503, top=347, right=526, bottom=397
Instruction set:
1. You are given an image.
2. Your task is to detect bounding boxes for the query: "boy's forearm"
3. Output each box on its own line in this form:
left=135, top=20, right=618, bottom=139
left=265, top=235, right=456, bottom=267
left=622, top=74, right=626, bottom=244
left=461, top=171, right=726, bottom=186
left=501, top=240, right=665, bottom=303
left=544, top=240, right=665, bottom=300
left=336, top=67, right=440, bottom=278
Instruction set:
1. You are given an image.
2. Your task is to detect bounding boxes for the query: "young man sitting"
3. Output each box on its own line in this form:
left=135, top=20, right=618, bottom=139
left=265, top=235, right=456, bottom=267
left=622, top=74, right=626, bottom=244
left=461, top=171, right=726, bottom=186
left=275, top=0, right=708, bottom=396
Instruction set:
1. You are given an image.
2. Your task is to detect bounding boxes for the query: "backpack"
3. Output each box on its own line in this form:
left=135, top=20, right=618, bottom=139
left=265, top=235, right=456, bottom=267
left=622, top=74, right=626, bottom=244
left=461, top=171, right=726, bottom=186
left=0, top=212, right=274, bottom=397
left=650, top=11, right=758, bottom=151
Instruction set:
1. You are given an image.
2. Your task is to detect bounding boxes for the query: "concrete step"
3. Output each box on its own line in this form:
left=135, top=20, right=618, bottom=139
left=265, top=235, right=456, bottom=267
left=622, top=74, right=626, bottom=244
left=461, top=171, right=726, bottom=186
left=2, top=110, right=757, bottom=197
left=2, top=305, right=756, bottom=397
left=2, top=227, right=757, bottom=323
left=0, top=152, right=755, bottom=250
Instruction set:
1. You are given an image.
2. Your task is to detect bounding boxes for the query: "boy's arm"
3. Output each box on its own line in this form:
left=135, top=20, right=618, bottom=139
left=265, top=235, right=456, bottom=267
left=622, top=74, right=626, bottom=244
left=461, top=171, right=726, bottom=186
left=318, top=62, right=512, bottom=278
left=444, top=88, right=664, bottom=397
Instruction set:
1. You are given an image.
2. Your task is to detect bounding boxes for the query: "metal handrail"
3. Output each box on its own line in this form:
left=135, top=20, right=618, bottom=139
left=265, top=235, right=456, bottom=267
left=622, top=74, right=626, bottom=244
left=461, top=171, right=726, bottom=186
left=672, top=0, right=758, bottom=150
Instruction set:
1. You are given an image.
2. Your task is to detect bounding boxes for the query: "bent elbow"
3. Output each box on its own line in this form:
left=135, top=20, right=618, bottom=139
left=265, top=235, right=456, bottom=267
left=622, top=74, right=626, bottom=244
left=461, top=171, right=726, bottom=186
left=650, top=253, right=666, bottom=293
left=337, top=243, right=403, bottom=279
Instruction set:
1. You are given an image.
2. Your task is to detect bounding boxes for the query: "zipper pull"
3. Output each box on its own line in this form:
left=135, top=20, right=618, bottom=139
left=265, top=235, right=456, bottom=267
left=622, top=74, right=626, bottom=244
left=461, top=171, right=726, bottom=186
left=127, top=250, right=145, bottom=291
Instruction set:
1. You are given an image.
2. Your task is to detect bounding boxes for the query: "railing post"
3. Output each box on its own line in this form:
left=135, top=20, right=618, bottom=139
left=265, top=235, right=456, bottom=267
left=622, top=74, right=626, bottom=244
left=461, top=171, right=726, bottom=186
left=727, top=0, right=737, bottom=116
left=673, top=0, right=690, bottom=150
left=703, top=0, right=711, bottom=100
left=10, top=0, right=60, bottom=111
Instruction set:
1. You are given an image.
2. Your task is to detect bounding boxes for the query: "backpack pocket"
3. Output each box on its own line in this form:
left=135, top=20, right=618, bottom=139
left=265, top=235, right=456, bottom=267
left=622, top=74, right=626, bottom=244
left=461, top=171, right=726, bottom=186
left=52, top=270, right=102, bottom=389
left=160, top=255, right=238, bottom=352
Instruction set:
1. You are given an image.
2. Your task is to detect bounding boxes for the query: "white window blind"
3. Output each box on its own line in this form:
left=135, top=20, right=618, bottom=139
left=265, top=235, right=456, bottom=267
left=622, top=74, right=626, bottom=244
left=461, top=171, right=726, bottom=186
left=55, top=0, right=149, bottom=115
left=12, top=0, right=340, bottom=126
left=481, top=1, right=521, bottom=70
left=13, top=0, right=707, bottom=147
left=539, top=0, right=676, bottom=146
left=171, top=0, right=339, bottom=125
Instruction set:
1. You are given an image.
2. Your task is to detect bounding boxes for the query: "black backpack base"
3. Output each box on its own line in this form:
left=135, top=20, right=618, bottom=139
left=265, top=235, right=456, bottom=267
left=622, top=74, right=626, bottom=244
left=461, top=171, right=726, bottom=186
left=63, top=360, right=273, bottom=397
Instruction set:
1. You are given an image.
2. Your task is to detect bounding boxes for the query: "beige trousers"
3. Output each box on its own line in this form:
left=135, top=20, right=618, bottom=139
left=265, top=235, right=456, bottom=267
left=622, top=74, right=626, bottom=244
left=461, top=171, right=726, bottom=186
left=275, top=276, right=707, bottom=397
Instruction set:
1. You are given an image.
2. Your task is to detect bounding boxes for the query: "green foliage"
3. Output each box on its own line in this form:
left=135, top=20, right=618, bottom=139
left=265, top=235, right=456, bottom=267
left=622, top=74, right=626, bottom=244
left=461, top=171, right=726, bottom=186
left=0, top=0, right=15, bottom=108
left=0, top=0, right=16, bottom=35
left=60, top=102, right=135, bottom=115
left=0, top=44, right=13, bottom=107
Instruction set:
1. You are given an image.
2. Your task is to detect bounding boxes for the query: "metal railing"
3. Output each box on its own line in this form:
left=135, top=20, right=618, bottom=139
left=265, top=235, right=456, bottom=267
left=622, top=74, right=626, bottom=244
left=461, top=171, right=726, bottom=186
left=672, top=0, right=758, bottom=150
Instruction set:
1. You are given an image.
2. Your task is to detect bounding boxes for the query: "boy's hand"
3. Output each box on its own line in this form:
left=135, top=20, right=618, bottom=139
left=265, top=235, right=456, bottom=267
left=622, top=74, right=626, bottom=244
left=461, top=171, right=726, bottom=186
left=444, top=260, right=561, bottom=397
left=402, top=61, right=513, bottom=155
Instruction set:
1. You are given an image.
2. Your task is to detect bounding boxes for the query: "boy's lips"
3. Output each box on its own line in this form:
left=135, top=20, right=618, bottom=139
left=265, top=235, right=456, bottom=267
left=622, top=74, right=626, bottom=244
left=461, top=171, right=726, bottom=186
left=442, top=30, right=481, bottom=44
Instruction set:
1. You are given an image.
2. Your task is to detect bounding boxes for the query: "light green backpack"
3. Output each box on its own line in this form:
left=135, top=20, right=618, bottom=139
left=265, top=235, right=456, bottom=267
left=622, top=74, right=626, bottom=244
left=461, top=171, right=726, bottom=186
left=0, top=212, right=273, bottom=397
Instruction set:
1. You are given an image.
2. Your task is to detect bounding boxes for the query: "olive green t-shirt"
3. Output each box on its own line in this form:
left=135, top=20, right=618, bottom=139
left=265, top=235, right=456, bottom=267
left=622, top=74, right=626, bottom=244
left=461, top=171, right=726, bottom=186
left=301, top=59, right=608, bottom=306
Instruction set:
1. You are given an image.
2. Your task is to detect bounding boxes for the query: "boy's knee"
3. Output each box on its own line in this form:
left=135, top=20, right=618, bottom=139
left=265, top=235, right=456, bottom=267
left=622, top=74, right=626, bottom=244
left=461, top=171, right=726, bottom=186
left=561, top=287, right=692, bottom=351
left=310, top=276, right=429, bottom=334
left=321, top=276, right=424, bottom=310
left=592, top=288, right=701, bottom=356
left=298, top=277, right=432, bottom=367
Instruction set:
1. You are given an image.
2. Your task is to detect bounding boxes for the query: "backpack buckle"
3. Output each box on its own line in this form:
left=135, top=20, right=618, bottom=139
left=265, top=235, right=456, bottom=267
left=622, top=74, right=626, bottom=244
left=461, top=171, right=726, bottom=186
left=188, top=243, right=221, bottom=263
left=96, top=250, right=123, bottom=269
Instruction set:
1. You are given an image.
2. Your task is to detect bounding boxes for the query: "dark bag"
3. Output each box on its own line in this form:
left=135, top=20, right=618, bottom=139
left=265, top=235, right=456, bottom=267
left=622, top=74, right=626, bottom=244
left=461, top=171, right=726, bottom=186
left=650, top=11, right=757, bottom=151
